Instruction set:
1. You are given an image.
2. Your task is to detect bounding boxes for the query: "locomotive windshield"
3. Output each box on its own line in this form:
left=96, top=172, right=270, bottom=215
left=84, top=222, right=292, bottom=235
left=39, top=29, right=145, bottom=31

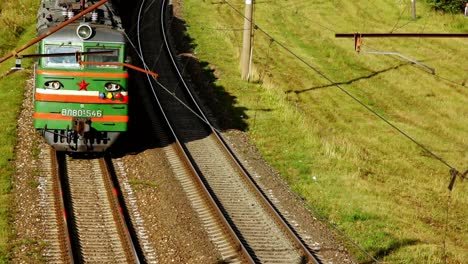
left=86, top=48, right=120, bottom=68
left=43, top=45, right=81, bottom=68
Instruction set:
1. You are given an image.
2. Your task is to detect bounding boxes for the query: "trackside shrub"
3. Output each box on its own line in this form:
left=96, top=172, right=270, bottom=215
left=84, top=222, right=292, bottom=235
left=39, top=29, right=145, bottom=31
left=425, top=0, right=465, bottom=13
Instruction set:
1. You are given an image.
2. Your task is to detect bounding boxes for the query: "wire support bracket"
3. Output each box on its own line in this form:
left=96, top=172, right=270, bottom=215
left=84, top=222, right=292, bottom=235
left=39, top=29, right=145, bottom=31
left=336, top=32, right=468, bottom=54
left=448, top=168, right=467, bottom=191
left=336, top=32, right=468, bottom=38
left=362, top=50, right=435, bottom=74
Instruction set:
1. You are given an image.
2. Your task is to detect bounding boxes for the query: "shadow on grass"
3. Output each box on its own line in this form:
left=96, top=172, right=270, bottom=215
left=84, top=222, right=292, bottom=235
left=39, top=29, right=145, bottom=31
left=362, top=238, right=419, bottom=263
left=170, top=15, right=249, bottom=131
left=285, top=62, right=411, bottom=94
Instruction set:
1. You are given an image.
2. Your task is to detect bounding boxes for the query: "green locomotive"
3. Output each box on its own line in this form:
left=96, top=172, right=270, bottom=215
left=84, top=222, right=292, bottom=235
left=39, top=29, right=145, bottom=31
left=35, top=0, right=128, bottom=152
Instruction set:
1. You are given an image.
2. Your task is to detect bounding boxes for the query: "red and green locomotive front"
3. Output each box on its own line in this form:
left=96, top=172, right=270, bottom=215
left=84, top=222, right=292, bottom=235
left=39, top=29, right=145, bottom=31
left=34, top=23, right=128, bottom=152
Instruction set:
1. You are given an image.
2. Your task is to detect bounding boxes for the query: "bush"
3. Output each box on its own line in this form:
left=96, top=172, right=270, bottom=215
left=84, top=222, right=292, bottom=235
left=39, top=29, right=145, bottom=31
left=425, top=0, right=466, bottom=13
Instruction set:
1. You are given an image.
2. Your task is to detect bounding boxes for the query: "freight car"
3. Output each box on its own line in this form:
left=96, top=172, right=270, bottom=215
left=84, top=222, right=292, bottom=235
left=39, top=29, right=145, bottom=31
left=34, top=0, right=128, bottom=152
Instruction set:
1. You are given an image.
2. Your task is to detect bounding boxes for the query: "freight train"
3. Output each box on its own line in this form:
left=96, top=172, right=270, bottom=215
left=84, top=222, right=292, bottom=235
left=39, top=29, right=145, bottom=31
left=34, top=0, right=128, bottom=152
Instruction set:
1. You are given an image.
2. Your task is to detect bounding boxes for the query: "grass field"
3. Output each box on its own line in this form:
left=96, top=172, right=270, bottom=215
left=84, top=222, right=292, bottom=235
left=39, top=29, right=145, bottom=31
left=0, top=0, right=466, bottom=263
left=181, top=0, right=467, bottom=263
left=0, top=0, right=38, bottom=262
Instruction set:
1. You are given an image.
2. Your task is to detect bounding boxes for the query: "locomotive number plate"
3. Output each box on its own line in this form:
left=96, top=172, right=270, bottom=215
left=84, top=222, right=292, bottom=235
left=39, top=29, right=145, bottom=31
left=61, top=109, right=103, bottom=118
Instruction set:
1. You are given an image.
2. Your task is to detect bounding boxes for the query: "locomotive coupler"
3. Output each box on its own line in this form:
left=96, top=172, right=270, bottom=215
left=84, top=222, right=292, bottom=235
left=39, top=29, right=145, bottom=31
left=72, top=117, right=93, bottom=150
left=73, top=118, right=91, bottom=137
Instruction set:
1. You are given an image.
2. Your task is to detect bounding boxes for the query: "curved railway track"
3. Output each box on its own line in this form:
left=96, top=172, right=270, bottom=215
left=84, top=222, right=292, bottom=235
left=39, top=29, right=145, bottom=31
left=33, top=0, right=328, bottom=262
left=129, top=0, right=323, bottom=263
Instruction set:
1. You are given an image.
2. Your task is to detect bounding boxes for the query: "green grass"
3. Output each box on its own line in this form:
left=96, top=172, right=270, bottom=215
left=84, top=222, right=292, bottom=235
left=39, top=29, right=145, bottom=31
left=0, top=41, right=35, bottom=264
left=182, top=0, right=467, bottom=263
left=0, top=0, right=38, bottom=262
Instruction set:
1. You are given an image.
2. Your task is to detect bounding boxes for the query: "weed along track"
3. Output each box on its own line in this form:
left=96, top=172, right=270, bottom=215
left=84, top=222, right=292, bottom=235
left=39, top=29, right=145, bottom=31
left=47, top=150, right=140, bottom=263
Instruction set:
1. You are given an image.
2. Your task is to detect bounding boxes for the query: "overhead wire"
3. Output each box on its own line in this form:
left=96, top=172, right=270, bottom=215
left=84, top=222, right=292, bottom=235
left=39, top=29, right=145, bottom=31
left=268, top=0, right=337, bottom=33
left=224, top=1, right=468, bottom=261
left=220, top=2, right=467, bottom=262
left=120, top=2, right=380, bottom=261
left=109, top=0, right=217, bottom=132
left=222, top=0, right=458, bottom=171
left=114, top=0, right=464, bottom=194
left=220, top=3, right=377, bottom=264
left=390, top=2, right=411, bottom=33
left=269, top=0, right=466, bottom=88
left=110, top=1, right=464, bottom=262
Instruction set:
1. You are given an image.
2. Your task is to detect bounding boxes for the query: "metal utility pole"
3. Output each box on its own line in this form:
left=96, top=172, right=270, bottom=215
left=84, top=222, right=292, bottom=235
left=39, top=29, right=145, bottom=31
left=411, top=0, right=416, bottom=20
left=241, top=0, right=253, bottom=81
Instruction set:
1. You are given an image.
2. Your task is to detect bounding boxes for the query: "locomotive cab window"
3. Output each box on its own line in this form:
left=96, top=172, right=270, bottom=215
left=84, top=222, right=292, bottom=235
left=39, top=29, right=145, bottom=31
left=43, top=45, right=81, bottom=68
left=86, top=48, right=120, bottom=68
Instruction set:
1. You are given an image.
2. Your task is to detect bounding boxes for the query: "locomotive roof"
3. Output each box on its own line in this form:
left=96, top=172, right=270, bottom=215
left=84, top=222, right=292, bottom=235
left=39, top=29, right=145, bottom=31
left=38, top=23, right=126, bottom=44
left=37, top=0, right=123, bottom=32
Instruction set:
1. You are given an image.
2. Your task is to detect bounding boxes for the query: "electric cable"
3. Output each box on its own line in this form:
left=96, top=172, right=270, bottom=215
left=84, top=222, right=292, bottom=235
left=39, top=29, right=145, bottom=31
left=269, top=0, right=337, bottom=33
left=390, top=2, right=411, bottom=33
left=222, top=0, right=458, bottom=172
left=226, top=0, right=467, bottom=88
left=109, top=1, right=217, bottom=132
left=221, top=2, right=466, bottom=262
left=110, top=1, right=466, bottom=262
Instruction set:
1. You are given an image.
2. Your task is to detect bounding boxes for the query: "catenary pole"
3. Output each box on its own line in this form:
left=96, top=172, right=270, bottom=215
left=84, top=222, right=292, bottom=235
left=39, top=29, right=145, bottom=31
left=411, top=0, right=416, bottom=20
left=241, top=0, right=253, bottom=80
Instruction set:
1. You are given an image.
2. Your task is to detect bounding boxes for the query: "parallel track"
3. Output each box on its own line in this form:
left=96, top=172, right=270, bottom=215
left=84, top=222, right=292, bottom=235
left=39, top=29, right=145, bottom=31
left=60, top=154, right=138, bottom=263
left=39, top=147, right=73, bottom=263
left=41, top=148, right=140, bottom=263
left=132, top=0, right=323, bottom=263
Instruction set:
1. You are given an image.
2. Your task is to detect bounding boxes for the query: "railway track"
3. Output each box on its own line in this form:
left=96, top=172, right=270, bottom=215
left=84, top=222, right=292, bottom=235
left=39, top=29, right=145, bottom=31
left=130, top=0, right=323, bottom=263
left=38, top=147, right=72, bottom=263
left=40, top=147, right=140, bottom=263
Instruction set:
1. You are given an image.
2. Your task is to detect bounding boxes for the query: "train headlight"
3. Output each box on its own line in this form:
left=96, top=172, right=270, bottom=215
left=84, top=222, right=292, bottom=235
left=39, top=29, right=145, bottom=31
left=44, top=81, right=63, bottom=90
left=104, top=82, right=121, bottom=92
left=76, top=24, right=93, bottom=40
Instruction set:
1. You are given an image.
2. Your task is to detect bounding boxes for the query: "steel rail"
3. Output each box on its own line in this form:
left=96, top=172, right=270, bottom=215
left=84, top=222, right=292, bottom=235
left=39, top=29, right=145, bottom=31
left=159, top=1, right=321, bottom=263
left=100, top=157, right=141, bottom=263
left=210, top=132, right=322, bottom=264
left=171, top=137, right=256, bottom=263
left=50, top=149, right=74, bottom=263
left=135, top=0, right=255, bottom=262
left=122, top=0, right=255, bottom=261
left=57, top=155, right=140, bottom=263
